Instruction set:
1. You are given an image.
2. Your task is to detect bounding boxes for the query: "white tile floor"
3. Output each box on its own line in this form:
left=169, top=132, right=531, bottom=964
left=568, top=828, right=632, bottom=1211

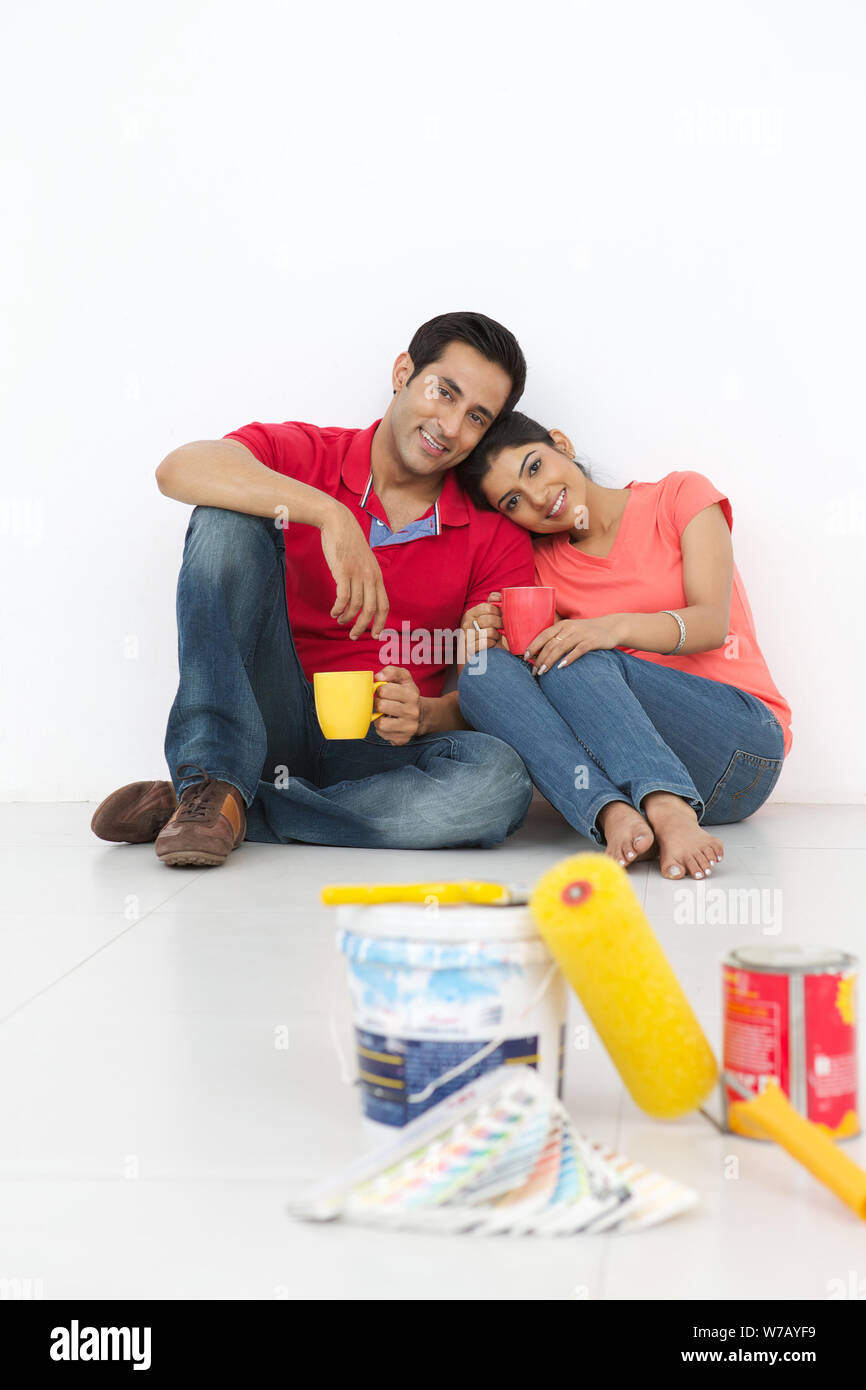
left=1, top=797, right=864, bottom=1301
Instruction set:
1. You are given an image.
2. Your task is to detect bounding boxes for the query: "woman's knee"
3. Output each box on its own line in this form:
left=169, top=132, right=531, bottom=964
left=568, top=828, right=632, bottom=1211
left=540, top=647, right=620, bottom=687
left=458, top=646, right=526, bottom=721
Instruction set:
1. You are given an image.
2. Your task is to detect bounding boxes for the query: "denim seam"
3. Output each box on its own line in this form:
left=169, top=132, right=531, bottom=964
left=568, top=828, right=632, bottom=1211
left=565, top=730, right=614, bottom=779
left=559, top=732, right=696, bottom=834
left=704, top=749, right=784, bottom=818
left=634, top=781, right=705, bottom=820
left=582, top=791, right=626, bottom=845
left=176, top=770, right=253, bottom=808
left=240, top=559, right=283, bottom=668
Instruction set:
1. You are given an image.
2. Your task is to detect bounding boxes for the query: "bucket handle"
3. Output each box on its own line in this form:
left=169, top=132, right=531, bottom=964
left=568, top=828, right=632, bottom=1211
left=328, top=950, right=560, bottom=1105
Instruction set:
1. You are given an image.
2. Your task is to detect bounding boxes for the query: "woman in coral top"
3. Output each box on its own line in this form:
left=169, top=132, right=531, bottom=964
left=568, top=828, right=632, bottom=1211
left=457, top=412, right=792, bottom=882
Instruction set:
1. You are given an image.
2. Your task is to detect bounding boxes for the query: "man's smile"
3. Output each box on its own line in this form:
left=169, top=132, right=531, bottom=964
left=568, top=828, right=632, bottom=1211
left=418, top=426, right=447, bottom=458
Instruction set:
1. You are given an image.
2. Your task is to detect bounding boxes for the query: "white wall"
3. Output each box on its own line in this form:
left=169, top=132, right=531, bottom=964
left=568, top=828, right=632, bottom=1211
left=2, top=0, right=864, bottom=802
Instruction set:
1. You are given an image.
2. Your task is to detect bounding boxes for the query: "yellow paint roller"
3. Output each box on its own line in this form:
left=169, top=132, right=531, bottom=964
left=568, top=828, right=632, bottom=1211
left=529, top=852, right=717, bottom=1118
left=529, top=852, right=866, bottom=1220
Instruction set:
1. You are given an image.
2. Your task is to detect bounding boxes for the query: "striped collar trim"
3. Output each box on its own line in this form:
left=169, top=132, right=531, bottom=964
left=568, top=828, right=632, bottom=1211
left=360, top=473, right=441, bottom=537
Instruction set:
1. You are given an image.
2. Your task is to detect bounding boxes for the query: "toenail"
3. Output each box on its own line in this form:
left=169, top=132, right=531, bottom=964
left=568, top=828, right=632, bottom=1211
left=695, top=872, right=703, bottom=879
left=618, top=858, right=626, bottom=866
left=669, top=866, right=683, bottom=876
left=626, top=851, right=635, bottom=859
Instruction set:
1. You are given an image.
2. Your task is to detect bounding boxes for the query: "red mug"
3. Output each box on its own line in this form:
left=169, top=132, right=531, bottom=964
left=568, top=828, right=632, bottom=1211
left=499, top=586, right=556, bottom=660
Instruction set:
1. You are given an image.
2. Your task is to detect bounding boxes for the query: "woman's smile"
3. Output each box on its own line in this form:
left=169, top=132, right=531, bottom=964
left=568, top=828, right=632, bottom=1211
left=546, top=486, right=567, bottom=519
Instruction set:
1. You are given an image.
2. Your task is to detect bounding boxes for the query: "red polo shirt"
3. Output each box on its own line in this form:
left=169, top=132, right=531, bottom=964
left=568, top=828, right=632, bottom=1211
left=222, top=418, right=534, bottom=696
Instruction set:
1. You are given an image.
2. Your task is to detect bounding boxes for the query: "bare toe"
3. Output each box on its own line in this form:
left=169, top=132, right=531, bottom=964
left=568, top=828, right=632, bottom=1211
left=644, top=796, right=726, bottom=883
left=696, top=848, right=714, bottom=876
left=599, top=803, right=654, bottom=869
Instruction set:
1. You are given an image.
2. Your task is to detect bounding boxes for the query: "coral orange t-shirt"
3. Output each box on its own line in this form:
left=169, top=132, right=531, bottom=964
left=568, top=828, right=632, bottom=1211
left=532, top=470, right=793, bottom=754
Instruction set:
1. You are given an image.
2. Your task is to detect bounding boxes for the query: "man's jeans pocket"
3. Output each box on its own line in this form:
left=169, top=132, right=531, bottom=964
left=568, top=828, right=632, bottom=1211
left=703, top=749, right=784, bottom=825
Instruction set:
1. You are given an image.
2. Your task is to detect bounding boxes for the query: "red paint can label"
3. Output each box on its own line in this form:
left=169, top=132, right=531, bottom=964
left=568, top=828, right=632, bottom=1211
left=723, top=948, right=859, bottom=1140
left=804, top=971, right=858, bottom=1134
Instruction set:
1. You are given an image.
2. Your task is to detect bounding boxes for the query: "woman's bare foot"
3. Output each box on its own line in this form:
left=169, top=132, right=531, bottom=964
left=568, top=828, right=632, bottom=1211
left=641, top=791, right=724, bottom=880
left=597, top=800, right=655, bottom=867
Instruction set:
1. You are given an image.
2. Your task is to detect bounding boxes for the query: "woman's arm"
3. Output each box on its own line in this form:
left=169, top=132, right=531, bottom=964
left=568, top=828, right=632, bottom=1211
left=608, top=503, right=733, bottom=654
left=527, top=503, right=734, bottom=671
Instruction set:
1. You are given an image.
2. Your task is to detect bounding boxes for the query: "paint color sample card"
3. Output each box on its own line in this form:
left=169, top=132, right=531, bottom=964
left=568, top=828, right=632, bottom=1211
left=289, top=1067, right=698, bottom=1236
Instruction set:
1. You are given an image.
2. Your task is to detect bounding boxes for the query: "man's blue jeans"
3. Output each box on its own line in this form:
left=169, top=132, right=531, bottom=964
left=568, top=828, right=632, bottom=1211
left=164, top=507, right=533, bottom=847
left=457, top=646, right=786, bottom=845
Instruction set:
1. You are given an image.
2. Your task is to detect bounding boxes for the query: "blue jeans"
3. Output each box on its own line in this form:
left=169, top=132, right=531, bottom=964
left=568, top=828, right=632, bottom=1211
left=164, top=507, right=533, bottom=848
left=457, top=646, right=785, bottom=846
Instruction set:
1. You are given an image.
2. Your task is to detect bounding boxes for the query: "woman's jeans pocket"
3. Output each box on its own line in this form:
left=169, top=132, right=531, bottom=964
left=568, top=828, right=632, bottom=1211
left=702, top=748, right=784, bottom=825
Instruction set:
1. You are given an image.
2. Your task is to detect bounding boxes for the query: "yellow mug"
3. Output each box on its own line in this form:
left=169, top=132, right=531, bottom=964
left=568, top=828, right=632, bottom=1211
left=313, top=670, right=388, bottom=740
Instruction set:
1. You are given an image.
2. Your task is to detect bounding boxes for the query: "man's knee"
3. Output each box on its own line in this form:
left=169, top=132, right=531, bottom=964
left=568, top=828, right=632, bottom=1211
left=444, top=734, right=532, bottom=845
left=185, top=506, right=282, bottom=580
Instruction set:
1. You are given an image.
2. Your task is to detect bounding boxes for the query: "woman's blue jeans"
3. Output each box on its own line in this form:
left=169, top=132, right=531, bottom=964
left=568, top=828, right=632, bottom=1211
left=163, top=507, right=533, bottom=848
left=457, top=646, right=785, bottom=845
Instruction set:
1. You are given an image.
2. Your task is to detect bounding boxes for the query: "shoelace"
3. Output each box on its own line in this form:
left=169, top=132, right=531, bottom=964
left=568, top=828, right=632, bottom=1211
left=174, top=763, right=219, bottom=821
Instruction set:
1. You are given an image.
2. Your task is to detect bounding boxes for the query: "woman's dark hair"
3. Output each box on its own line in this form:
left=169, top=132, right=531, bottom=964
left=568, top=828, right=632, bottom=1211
left=406, top=311, right=526, bottom=417
left=457, top=410, right=589, bottom=511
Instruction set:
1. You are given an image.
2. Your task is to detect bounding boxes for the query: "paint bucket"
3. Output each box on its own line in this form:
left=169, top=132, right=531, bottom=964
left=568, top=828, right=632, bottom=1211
left=336, top=904, right=568, bottom=1130
left=722, top=945, right=859, bottom=1139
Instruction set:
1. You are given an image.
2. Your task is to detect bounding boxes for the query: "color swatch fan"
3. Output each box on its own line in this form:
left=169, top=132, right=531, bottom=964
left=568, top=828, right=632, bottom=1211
left=289, top=1067, right=697, bottom=1235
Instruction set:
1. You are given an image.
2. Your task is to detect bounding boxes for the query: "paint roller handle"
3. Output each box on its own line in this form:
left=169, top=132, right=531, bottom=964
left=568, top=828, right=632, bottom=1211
left=731, top=1080, right=866, bottom=1221
left=320, top=881, right=517, bottom=906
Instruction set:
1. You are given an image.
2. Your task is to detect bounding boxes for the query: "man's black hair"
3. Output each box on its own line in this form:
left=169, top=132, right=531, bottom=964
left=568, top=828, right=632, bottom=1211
left=406, top=311, right=526, bottom=417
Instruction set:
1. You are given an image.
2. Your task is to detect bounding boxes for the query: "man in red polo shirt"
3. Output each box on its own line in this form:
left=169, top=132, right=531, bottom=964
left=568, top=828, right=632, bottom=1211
left=92, top=311, right=536, bottom=865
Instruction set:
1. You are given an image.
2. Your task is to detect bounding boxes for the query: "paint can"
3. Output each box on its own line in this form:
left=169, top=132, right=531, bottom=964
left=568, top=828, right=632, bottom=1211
left=722, top=945, right=859, bottom=1139
left=336, top=903, right=567, bottom=1130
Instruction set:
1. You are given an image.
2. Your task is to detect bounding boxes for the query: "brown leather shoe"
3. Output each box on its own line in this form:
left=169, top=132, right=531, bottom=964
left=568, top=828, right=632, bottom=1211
left=154, top=763, right=245, bottom=867
left=91, top=780, right=177, bottom=843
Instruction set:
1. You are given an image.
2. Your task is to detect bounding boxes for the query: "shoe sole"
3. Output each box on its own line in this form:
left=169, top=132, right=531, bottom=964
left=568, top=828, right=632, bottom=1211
left=157, top=843, right=241, bottom=868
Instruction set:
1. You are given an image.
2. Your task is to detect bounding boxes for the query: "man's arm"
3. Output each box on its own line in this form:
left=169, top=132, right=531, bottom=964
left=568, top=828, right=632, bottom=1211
left=419, top=689, right=469, bottom=733
left=155, top=439, right=390, bottom=639
left=156, top=438, right=336, bottom=528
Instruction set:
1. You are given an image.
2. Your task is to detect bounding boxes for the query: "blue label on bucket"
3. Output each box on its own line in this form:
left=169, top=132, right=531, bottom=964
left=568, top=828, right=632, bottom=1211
left=355, top=1028, right=544, bottom=1126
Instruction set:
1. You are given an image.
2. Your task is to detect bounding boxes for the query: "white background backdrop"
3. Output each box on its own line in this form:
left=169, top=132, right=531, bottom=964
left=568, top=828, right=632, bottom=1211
left=2, top=0, right=864, bottom=802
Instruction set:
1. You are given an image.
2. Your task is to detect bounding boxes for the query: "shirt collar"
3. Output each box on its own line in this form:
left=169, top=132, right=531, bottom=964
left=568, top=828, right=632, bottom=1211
left=341, top=420, right=471, bottom=528
left=435, top=467, right=471, bottom=527
left=340, top=421, right=381, bottom=495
